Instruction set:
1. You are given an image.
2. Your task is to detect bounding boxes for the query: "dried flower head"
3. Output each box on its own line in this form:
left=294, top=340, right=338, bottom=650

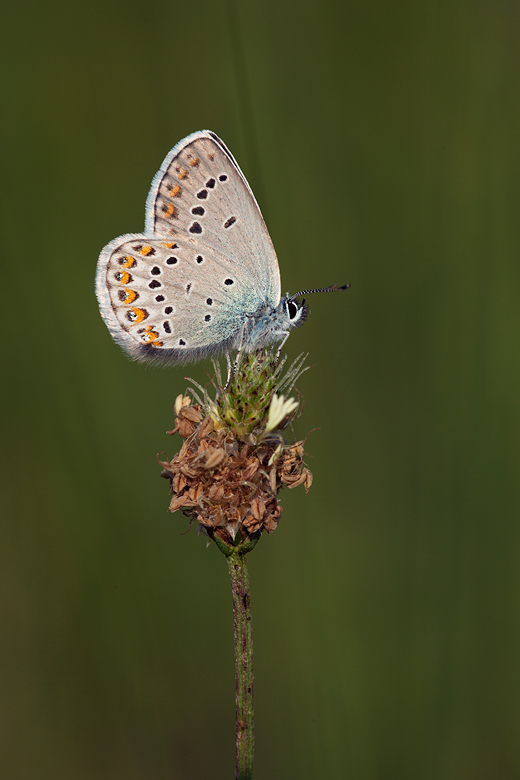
left=159, top=349, right=313, bottom=553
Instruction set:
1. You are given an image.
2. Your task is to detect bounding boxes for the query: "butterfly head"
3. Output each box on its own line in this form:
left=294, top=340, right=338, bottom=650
left=281, top=295, right=309, bottom=329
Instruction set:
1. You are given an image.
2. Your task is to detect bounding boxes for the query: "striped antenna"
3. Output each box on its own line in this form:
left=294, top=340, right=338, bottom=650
left=288, top=283, right=350, bottom=301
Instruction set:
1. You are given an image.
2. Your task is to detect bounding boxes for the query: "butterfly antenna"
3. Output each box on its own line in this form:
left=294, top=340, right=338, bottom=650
left=288, top=283, right=350, bottom=301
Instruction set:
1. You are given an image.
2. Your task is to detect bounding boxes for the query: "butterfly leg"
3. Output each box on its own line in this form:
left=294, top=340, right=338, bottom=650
left=223, top=348, right=243, bottom=389
left=225, top=351, right=233, bottom=387
left=224, top=325, right=247, bottom=388
left=231, top=325, right=248, bottom=381
left=231, top=348, right=243, bottom=381
left=275, top=331, right=290, bottom=361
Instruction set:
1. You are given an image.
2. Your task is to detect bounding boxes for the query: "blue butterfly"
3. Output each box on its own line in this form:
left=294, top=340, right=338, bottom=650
left=96, top=130, right=347, bottom=364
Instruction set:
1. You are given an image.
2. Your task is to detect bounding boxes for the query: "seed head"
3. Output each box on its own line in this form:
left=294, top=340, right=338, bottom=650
left=159, top=349, right=313, bottom=551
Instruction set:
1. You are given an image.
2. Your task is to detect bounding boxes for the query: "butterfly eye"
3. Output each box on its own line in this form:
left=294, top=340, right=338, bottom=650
left=287, top=301, right=299, bottom=320
left=284, top=298, right=308, bottom=327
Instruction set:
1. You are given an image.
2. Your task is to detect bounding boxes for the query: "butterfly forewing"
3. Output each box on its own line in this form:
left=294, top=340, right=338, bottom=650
left=146, top=132, right=281, bottom=304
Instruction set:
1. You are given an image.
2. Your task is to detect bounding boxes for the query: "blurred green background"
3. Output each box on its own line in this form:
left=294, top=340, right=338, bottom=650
left=2, top=0, right=520, bottom=777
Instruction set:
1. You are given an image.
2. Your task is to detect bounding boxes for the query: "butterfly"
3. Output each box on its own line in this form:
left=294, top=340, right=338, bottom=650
left=96, top=130, right=347, bottom=365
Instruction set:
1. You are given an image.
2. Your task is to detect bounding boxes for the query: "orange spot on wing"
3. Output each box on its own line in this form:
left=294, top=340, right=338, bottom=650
left=138, top=245, right=153, bottom=256
left=121, top=255, right=136, bottom=268
left=143, top=325, right=162, bottom=345
left=177, top=168, right=188, bottom=180
left=164, top=203, right=175, bottom=218
left=162, top=242, right=178, bottom=249
left=118, top=271, right=131, bottom=284
left=129, top=308, right=147, bottom=324
left=169, top=184, right=181, bottom=197
left=189, top=157, right=200, bottom=167
left=123, top=290, right=137, bottom=304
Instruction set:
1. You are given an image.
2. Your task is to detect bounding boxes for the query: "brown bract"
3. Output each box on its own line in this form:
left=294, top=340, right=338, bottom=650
left=159, top=399, right=313, bottom=545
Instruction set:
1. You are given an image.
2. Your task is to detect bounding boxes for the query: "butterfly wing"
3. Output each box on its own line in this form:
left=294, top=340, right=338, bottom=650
left=96, top=232, right=275, bottom=364
left=96, top=131, right=281, bottom=365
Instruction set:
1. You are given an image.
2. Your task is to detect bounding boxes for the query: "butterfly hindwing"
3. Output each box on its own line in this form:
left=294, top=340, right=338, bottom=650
left=97, top=234, right=268, bottom=363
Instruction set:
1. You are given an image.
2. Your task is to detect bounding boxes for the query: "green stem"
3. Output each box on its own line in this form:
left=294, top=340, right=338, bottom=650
left=227, top=552, right=254, bottom=779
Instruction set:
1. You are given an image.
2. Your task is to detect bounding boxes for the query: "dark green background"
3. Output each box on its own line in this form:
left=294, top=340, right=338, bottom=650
left=2, top=0, right=520, bottom=777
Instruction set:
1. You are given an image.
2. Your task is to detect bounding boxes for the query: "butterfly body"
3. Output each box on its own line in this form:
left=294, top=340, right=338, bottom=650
left=96, top=131, right=309, bottom=365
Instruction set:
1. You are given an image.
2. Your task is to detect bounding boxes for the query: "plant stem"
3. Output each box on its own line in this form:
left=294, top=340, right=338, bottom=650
left=227, top=551, right=254, bottom=779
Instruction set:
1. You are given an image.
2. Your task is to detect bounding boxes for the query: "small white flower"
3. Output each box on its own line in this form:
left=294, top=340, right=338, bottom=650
left=265, top=393, right=299, bottom=433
